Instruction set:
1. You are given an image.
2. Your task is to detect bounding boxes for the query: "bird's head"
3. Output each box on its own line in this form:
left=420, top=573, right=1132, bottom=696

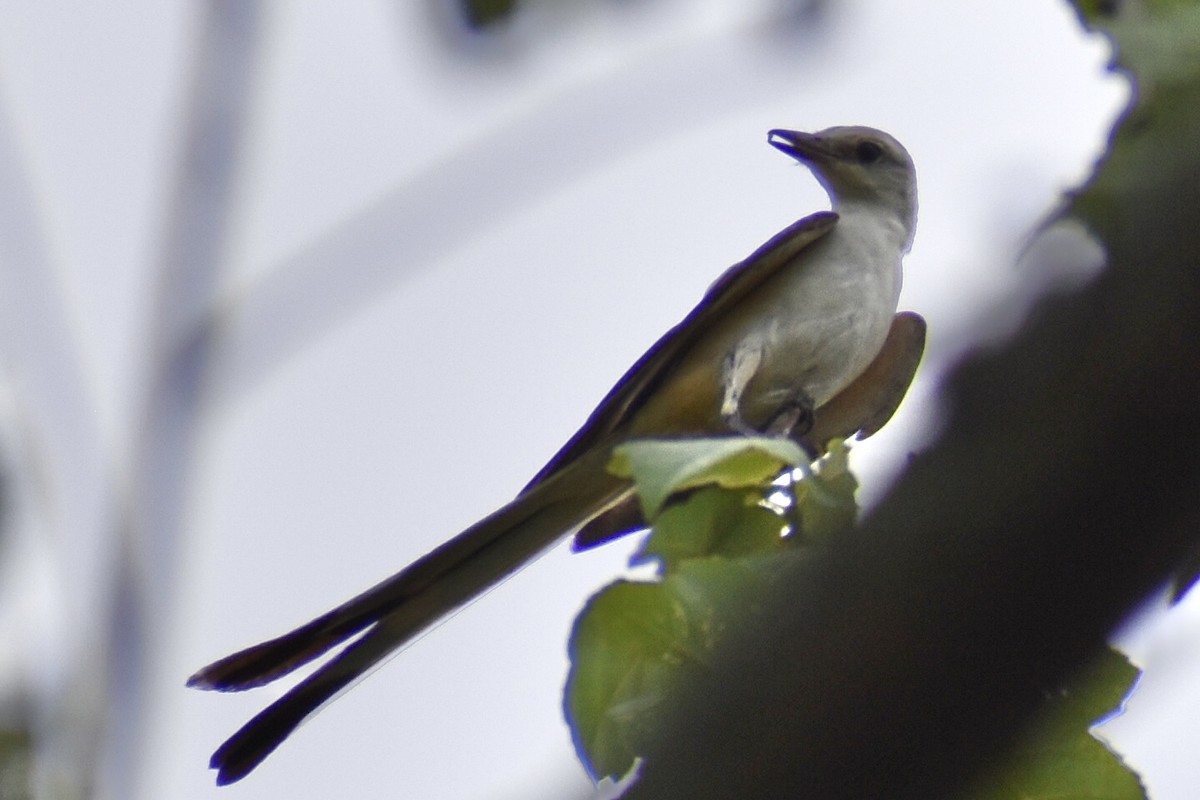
left=768, top=125, right=918, bottom=251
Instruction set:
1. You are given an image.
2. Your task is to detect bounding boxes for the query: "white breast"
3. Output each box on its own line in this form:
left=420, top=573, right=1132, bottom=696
left=749, top=204, right=905, bottom=410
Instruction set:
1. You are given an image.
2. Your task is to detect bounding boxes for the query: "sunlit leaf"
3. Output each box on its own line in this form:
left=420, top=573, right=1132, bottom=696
left=609, top=436, right=808, bottom=518
left=790, top=439, right=858, bottom=543
left=633, top=486, right=790, bottom=568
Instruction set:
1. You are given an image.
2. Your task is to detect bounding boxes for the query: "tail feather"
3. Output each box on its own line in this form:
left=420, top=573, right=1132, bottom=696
left=187, top=592, right=389, bottom=691
left=187, top=495, right=550, bottom=692
left=210, top=627, right=390, bottom=785
left=197, top=450, right=627, bottom=782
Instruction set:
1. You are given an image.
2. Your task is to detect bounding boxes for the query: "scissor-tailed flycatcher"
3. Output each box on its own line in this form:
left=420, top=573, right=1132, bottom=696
left=190, top=125, right=925, bottom=784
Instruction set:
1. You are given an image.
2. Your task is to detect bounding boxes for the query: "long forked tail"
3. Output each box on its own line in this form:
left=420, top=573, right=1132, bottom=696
left=190, top=451, right=629, bottom=784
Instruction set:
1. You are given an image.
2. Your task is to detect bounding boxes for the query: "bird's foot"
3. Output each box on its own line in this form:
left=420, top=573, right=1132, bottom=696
left=722, top=389, right=815, bottom=439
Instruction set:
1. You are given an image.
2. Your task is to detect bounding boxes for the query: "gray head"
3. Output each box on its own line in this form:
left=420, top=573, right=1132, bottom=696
left=768, top=125, right=918, bottom=251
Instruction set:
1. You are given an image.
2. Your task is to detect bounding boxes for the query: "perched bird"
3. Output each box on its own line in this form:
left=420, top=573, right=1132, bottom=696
left=189, top=125, right=926, bottom=784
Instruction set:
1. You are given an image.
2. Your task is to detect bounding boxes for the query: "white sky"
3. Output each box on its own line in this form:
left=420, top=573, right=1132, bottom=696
left=1, top=1, right=1195, bottom=799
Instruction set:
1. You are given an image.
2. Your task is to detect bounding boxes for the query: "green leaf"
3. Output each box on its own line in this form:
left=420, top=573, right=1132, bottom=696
left=966, top=648, right=1144, bottom=800
left=570, top=438, right=846, bottom=780
left=789, top=438, right=859, bottom=543
left=609, top=437, right=808, bottom=518
left=566, top=554, right=803, bottom=780
left=634, top=485, right=791, bottom=568
left=1069, top=1, right=1200, bottom=225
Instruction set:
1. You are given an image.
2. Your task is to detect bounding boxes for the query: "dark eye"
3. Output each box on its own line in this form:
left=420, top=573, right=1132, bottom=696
left=855, top=140, right=883, bottom=164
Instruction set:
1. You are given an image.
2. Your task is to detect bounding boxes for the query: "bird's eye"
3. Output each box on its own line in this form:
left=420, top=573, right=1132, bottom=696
left=855, top=141, right=883, bottom=164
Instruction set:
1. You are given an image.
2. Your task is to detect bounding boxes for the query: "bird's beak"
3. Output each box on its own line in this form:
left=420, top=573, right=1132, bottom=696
left=767, top=129, right=832, bottom=164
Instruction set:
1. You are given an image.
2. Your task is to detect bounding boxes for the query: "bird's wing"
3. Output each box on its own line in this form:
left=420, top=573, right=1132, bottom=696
left=798, top=310, right=926, bottom=451
left=571, top=311, right=926, bottom=552
left=522, top=211, right=839, bottom=491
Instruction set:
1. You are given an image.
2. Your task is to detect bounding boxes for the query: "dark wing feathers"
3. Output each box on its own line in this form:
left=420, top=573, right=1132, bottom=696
left=522, top=211, right=839, bottom=491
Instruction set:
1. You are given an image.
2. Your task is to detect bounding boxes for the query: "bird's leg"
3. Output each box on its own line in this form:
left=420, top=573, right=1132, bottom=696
left=721, top=341, right=816, bottom=439
left=767, top=387, right=818, bottom=482
left=763, top=387, right=815, bottom=438
left=720, top=341, right=764, bottom=436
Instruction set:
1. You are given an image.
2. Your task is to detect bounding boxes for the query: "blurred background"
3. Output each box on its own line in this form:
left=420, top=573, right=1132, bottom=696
left=0, top=1, right=1193, bottom=798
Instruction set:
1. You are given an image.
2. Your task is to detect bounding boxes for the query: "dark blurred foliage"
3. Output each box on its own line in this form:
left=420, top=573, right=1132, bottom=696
left=455, top=0, right=829, bottom=31
left=0, top=727, right=32, bottom=800
left=460, top=0, right=518, bottom=28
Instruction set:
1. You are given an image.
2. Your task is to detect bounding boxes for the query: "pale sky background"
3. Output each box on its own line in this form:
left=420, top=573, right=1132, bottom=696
left=0, top=1, right=1196, bottom=799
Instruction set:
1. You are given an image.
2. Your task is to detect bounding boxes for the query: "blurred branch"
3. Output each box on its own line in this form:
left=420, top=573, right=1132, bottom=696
left=114, top=2, right=265, bottom=797
left=0, top=62, right=112, bottom=800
